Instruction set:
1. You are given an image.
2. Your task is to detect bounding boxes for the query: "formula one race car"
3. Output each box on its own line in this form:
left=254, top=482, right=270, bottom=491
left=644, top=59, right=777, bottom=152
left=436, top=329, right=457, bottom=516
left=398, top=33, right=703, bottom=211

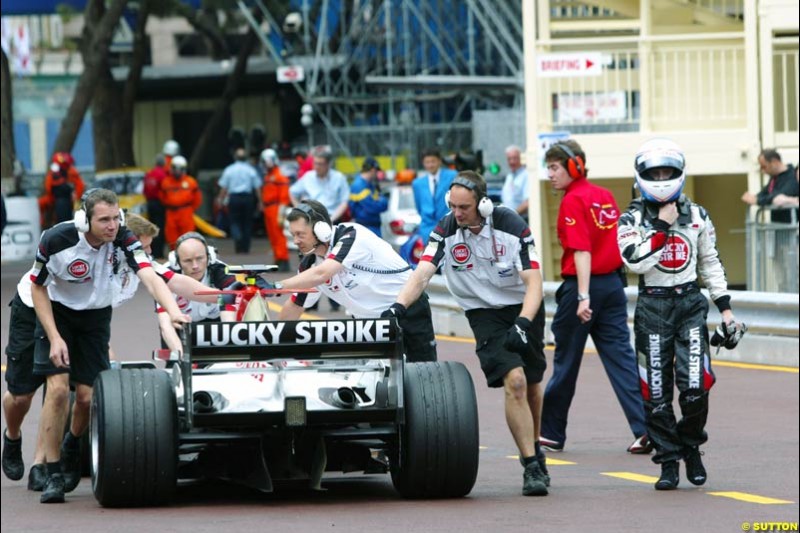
left=90, top=315, right=479, bottom=507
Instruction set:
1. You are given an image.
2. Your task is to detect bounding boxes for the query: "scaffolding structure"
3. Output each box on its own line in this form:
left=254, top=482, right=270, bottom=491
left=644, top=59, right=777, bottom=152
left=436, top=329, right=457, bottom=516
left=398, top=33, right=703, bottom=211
left=238, top=0, right=527, bottom=166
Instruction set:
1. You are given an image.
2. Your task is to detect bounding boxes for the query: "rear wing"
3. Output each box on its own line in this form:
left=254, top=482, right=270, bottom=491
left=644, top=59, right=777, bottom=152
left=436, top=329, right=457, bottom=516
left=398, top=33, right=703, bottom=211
left=184, top=318, right=402, bottom=363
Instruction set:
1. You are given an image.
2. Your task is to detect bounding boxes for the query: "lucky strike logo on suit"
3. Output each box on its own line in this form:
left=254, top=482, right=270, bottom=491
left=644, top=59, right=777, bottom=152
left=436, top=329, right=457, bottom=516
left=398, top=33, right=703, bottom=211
left=451, top=244, right=471, bottom=264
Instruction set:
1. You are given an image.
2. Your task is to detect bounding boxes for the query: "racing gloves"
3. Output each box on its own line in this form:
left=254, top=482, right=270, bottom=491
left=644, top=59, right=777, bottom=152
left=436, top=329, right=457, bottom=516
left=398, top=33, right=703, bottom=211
left=381, top=303, right=407, bottom=319
left=710, top=321, right=747, bottom=350
left=504, top=316, right=534, bottom=356
left=218, top=281, right=245, bottom=311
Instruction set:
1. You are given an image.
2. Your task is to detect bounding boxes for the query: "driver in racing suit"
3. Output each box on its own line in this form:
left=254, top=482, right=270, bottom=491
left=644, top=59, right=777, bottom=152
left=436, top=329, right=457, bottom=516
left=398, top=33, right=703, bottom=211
left=617, top=139, right=744, bottom=491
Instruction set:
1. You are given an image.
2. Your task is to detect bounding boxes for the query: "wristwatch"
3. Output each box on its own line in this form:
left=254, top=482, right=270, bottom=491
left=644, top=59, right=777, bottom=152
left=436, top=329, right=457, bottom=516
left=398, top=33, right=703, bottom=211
left=273, top=281, right=284, bottom=290
left=577, top=293, right=590, bottom=301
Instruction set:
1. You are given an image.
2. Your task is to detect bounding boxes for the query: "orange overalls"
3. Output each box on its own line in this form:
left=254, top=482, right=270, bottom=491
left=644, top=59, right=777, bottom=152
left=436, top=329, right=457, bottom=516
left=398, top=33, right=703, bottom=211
left=160, top=173, right=202, bottom=249
left=262, top=166, right=290, bottom=261
left=41, top=166, right=85, bottom=226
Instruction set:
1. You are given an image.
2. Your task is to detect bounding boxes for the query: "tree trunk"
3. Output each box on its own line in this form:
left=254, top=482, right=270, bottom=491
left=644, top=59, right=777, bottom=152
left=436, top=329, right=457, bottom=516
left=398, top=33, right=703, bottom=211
left=187, top=12, right=262, bottom=176
left=91, top=62, right=122, bottom=171
left=114, top=0, right=152, bottom=167
left=52, top=0, right=129, bottom=155
left=1, top=49, right=15, bottom=179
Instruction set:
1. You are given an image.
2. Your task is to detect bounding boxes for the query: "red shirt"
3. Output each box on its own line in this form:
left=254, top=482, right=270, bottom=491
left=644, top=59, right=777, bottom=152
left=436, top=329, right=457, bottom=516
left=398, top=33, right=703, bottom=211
left=557, top=178, right=623, bottom=277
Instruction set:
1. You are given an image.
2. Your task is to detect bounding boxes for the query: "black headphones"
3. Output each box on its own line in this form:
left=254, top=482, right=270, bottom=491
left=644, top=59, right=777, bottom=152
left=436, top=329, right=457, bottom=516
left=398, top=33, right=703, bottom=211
left=445, top=176, right=494, bottom=218
left=74, top=188, right=125, bottom=233
left=553, top=143, right=586, bottom=180
left=294, top=202, right=333, bottom=242
left=168, top=232, right=217, bottom=271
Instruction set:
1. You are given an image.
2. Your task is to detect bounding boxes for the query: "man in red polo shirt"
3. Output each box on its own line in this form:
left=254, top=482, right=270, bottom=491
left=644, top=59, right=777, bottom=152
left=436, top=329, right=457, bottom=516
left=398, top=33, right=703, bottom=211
left=539, top=139, right=650, bottom=455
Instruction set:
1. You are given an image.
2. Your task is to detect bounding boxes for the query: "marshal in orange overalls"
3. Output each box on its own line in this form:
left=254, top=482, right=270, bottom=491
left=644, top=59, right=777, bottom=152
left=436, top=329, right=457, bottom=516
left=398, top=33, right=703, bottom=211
left=262, top=166, right=290, bottom=263
left=160, top=170, right=202, bottom=249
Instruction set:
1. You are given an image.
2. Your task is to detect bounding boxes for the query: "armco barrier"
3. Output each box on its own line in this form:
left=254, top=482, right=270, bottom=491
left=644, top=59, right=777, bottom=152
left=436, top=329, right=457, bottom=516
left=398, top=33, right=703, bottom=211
left=426, top=278, right=799, bottom=368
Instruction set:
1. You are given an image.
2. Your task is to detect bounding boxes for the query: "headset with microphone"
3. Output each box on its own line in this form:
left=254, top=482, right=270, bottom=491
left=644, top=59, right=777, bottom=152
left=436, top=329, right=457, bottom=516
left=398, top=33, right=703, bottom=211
left=294, top=202, right=333, bottom=254
left=552, top=142, right=586, bottom=180
left=168, top=232, right=218, bottom=271
left=74, top=188, right=125, bottom=233
left=445, top=176, right=494, bottom=220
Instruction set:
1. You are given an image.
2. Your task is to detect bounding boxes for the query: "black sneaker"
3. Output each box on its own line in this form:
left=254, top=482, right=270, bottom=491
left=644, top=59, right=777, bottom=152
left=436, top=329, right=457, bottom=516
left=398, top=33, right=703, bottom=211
left=40, top=472, right=66, bottom=503
left=522, top=461, right=549, bottom=496
left=654, top=461, right=680, bottom=491
left=536, top=449, right=551, bottom=487
left=60, top=434, right=81, bottom=493
left=2, top=430, right=24, bottom=481
left=683, top=446, right=707, bottom=486
left=28, top=464, right=47, bottom=491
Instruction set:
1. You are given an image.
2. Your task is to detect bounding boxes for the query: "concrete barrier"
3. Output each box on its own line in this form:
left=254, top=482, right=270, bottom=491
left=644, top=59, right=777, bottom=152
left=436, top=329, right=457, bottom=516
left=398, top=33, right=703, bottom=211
left=426, top=277, right=799, bottom=368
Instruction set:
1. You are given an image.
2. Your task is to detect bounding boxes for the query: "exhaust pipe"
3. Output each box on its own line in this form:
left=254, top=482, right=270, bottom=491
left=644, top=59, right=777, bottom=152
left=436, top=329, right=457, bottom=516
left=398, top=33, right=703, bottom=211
left=193, top=391, right=229, bottom=413
left=331, top=387, right=358, bottom=409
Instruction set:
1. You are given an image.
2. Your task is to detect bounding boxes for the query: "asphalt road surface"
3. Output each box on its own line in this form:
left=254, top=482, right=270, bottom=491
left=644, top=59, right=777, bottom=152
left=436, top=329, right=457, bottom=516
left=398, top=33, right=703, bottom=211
left=2, top=237, right=798, bottom=532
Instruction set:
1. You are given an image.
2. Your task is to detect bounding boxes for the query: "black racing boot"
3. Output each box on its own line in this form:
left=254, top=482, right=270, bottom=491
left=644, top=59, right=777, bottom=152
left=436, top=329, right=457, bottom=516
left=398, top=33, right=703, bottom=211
left=60, top=433, right=82, bottom=493
left=2, top=430, right=24, bottom=481
left=522, top=460, right=549, bottom=496
left=40, top=472, right=65, bottom=503
left=683, top=446, right=707, bottom=486
left=536, top=449, right=551, bottom=487
left=28, top=464, right=47, bottom=491
left=654, top=460, right=680, bottom=491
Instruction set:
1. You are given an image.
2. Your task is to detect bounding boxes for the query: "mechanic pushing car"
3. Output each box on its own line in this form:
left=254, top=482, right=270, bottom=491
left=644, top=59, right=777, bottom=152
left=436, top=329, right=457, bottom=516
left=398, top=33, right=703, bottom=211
left=617, top=139, right=746, bottom=491
left=273, top=199, right=437, bottom=362
left=387, top=170, right=550, bottom=497
left=28, top=189, right=190, bottom=504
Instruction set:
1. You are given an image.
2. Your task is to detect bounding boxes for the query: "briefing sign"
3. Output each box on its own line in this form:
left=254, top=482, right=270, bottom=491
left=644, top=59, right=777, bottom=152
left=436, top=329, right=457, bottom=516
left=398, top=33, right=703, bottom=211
left=537, top=52, right=602, bottom=78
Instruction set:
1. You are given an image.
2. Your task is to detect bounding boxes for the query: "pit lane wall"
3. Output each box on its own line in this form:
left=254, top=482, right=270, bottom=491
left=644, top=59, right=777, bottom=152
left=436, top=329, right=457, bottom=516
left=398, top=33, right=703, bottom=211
left=427, top=278, right=800, bottom=368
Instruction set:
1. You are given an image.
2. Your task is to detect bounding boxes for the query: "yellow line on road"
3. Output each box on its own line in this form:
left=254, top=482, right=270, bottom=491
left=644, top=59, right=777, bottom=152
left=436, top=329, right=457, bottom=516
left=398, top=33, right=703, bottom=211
left=602, top=472, right=658, bottom=483
left=507, top=455, right=576, bottom=465
left=713, top=361, right=799, bottom=373
left=708, top=491, right=794, bottom=504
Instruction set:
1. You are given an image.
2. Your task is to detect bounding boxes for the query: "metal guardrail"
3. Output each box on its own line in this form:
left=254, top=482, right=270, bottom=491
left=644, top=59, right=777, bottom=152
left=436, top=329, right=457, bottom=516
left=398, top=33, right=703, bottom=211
left=426, top=276, right=799, bottom=367
left=428, top=277, right=799, bottom=337
left=746, top=206, right=799, bottom=294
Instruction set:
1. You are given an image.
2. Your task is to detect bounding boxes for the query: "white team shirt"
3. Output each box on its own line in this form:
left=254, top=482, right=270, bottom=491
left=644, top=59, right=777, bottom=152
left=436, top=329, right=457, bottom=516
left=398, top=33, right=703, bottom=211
left=421, top=206, right=541, bottom=311
left=30, top=222, right=151, bottom=310
left=292, top=223, right=412, bottom=318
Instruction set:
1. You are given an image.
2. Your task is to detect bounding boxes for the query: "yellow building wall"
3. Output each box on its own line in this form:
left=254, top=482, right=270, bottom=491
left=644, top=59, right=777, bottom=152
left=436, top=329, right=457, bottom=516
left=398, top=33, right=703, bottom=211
left=132, top=94, right=282, bottom=168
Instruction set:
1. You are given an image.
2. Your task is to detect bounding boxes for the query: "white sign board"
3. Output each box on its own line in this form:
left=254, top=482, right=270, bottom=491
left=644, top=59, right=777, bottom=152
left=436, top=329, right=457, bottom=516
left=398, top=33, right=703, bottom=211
left=537, top=53, right=602, bottom=78
left=277, top=65, right=305, bottom=83
left=1, top=196, right=41, bottom=263
left=558, top=91, right=628, bottom=122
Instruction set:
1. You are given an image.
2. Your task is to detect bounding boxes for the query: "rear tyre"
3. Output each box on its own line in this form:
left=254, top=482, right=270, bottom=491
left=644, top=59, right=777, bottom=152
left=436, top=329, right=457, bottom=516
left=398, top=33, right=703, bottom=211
left=91, top=369, right=177, bottom=507
left=391, top=362, right=479, bottom=498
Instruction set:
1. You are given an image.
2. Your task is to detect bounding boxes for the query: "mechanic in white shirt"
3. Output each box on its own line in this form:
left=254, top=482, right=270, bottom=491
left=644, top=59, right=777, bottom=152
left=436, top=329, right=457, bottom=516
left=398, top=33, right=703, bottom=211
left=29, top=188, right=190, bottom=503
left=387, top=171, right=550, bottom=497
left=274, top=199, right=437, bottom=362
left=501, top=144, right=529, bottom=219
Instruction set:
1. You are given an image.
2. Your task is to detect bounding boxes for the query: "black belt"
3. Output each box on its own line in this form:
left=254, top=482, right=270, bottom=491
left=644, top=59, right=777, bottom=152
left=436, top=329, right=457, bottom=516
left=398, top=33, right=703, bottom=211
left=640, top=281, right=699, bottom=297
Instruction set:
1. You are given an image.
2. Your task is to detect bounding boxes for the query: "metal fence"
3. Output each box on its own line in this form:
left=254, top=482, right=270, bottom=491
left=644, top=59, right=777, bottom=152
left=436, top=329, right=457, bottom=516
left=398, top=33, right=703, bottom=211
left=746, top=206, right=799, bottom=293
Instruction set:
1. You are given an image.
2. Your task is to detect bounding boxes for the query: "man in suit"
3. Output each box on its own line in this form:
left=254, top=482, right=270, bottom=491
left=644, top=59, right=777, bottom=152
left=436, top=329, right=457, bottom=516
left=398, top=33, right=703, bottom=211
left=412, top=148, right=457, bottom=243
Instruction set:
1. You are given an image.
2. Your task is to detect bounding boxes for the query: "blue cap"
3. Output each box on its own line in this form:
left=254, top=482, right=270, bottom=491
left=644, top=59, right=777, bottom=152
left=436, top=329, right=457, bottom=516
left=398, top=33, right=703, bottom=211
left=362, top=157, right=380, bottom=171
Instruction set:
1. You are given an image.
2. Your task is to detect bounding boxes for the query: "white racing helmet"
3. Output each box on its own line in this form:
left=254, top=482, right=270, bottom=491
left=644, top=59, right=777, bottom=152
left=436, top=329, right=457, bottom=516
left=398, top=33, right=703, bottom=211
left=171, top=155, right=188, bottom=169
left=261, top=148, right=279, bottom=167
left=163, top=140, right=181, bottom=157
left=634, top=139, right=686, bottom=204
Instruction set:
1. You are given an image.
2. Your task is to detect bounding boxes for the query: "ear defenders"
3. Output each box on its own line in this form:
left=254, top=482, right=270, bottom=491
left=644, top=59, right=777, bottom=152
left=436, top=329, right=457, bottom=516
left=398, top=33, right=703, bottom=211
left=553, top=142, right=586, bottom=180
left=74, top=188, right=125, bottom=233
left=296, top=203, right=333, bottom=243
left=168, top=231, right=218, bottom=271
left=445, top=176, right=494, bottom=218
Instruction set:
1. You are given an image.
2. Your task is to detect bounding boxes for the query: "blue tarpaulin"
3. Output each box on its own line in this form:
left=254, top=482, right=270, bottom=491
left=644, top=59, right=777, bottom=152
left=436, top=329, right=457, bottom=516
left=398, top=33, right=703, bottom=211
left=1, top=0, right=201, bottom=16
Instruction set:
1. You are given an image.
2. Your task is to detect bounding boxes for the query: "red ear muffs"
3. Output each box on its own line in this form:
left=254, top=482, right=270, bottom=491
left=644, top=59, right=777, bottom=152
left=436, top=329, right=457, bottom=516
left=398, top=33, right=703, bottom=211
left=555, top=143, right=585, bottom=180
